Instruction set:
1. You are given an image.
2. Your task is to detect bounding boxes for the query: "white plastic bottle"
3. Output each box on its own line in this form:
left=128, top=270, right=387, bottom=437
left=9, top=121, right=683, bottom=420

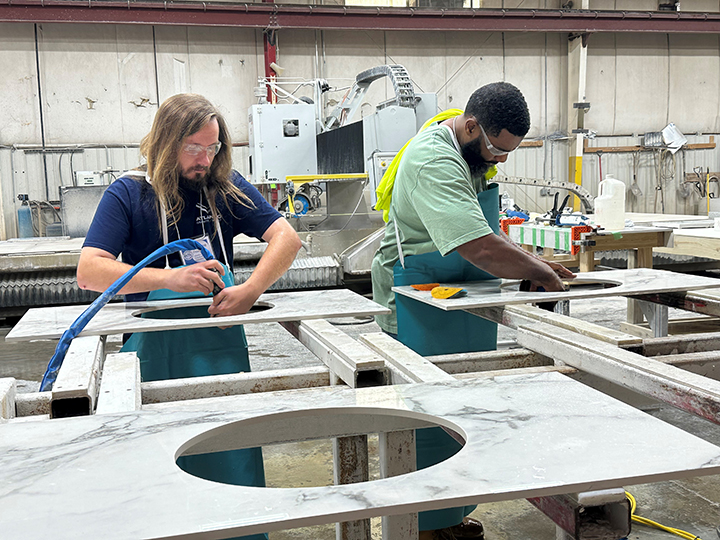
left=594, top=174, right=626, bottom=231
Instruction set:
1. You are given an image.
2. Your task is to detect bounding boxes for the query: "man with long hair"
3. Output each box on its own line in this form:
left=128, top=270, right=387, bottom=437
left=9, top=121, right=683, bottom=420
left=78, top=93, right=300, bottom=311
left=78, top=93, right=301, bottom=540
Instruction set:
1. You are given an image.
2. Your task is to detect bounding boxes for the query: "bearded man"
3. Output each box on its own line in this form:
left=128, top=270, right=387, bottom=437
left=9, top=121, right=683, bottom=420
left=371, top=82, right=573, bottom=540
left=78, top=93, right=300, bottom=540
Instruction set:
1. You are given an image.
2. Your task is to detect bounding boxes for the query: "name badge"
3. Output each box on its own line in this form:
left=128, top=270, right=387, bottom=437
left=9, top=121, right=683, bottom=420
left=181, top=235, right=215, bottom=265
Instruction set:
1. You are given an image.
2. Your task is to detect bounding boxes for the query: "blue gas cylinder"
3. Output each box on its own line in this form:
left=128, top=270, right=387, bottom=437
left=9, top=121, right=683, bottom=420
left=17, top=203, right=34, bottom=238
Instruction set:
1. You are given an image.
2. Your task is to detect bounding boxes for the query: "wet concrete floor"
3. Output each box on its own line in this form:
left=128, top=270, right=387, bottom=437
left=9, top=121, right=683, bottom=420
left=1, top=297, right=719, bottom=539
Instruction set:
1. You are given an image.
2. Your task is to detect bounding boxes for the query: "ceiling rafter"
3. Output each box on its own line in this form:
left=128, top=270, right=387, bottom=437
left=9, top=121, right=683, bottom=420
left=1, top=2, right=720, bottom=33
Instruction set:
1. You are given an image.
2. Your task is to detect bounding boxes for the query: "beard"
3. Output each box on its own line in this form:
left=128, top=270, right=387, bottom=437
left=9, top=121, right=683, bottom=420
left=460, top=140, right=494, bottom=178
left=178, top=165, right=211, bottom=191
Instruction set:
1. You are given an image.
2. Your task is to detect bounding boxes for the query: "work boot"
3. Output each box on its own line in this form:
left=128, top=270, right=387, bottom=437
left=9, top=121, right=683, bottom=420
left=419, top=517, right=485, bottom=539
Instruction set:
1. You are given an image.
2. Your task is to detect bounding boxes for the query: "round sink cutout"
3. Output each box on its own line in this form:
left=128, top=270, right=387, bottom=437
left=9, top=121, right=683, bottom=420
left=175, top=408, right=466, bottom=489
left=132, top=301, right=273, bottom=319
left=502, top=278, right=620, bottom=293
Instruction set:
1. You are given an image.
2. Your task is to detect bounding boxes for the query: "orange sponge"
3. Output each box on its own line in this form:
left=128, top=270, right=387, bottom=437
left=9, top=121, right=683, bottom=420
left=411, top=283, right=440, bottom=291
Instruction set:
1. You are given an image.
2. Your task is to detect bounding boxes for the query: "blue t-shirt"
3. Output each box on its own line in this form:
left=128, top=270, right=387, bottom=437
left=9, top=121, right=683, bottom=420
left=84, top=170, right=282, bottom=301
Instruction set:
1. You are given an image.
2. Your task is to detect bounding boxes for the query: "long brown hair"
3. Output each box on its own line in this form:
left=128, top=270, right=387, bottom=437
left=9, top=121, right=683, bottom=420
left=140, top=93, right=252, bottom=230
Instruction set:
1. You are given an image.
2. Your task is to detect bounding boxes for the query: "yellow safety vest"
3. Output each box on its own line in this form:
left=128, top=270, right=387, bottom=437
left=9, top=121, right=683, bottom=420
left=375, top=108, right=498, bottom=222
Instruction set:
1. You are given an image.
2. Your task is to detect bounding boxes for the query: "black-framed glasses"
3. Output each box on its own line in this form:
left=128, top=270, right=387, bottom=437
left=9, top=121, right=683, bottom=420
left=183, top=141, right=222, bottom=158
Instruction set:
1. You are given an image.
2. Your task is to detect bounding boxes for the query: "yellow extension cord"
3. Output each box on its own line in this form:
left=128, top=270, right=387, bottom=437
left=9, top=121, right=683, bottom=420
left=626, top=491, right=703, bottom=540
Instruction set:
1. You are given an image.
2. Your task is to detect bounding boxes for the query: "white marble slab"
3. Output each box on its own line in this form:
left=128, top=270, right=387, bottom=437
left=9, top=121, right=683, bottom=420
left=392, top=268, right=720, bottom=312
left=625, top=212, right=710, bottom=225
left=0, top=236, right=262, bottom=257
left=1, top=372, right=719, bottom=539
left=0, top=237, right=84, bottom=256
left=5, top=289, right=390, bottom=342
left=672, top=227, right=720, bottom=239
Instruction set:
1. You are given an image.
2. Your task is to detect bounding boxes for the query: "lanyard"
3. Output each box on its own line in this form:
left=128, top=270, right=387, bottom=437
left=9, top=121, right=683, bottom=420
left=125, top=172, right=230, bottom=267
left=160, top=187, right=229, bottom=267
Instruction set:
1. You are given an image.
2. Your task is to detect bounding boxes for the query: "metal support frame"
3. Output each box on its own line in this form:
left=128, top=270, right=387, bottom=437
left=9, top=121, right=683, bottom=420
left=0, top=377, right=16, bottom=419
left=379, top=430, right=418, bottom=540
left=517, top=322, right=720, bottom=423
left=637, top=300, right=669, bottom=338
left=334, top=435, right=371, bottom=540
left=50, top=335, right=105, bottom=418
left=141, top=365, right=331, bottom=404
left=280, top=319, right=386, bottom=387
left=10, top=279, right=720, bottom=538
left=468, top=303, right=641, bottom=348
left=528, top=489, right=630, bottom=540
left=95, top=352, right=141, bottom=415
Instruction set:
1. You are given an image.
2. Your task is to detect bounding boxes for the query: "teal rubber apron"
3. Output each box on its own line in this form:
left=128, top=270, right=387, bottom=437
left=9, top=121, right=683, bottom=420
left=392, top=183, right=500, bottom=531
left=120, top=185, right=267, bottom=540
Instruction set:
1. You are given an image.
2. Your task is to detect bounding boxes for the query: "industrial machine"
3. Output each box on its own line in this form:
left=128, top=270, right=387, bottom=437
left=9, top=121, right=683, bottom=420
left=247, top=65, right=437, bottom=228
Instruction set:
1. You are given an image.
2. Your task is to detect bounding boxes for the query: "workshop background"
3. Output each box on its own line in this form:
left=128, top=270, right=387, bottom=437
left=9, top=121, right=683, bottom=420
left=2, top=0, right=720, bottom=239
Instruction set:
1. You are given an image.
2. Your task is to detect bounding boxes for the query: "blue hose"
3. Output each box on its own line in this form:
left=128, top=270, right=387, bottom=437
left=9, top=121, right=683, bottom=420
left=39, top=239, right=215, bottom=392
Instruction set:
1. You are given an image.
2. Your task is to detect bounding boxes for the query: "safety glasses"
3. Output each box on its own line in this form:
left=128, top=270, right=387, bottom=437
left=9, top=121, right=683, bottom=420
left=183, top=141, right=222, bottom=158
left=474, top=119, right=510, bottom=157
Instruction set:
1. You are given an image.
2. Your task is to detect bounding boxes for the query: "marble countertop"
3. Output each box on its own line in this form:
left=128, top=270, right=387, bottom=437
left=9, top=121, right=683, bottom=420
left=625, top=212, right=710, bottom=225
left=6, top=288, right=390, bottom=342
left=672, top=227, right=720, bottom=239
left=1, top=372, right=719, bottom=539
left=0, top=237, right=85, bottom=256
left=392, top=268, right=720, bottom=312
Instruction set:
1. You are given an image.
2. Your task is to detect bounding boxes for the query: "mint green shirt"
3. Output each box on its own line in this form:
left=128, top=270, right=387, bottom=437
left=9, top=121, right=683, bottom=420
left=371, top=123, right=494, bottom=333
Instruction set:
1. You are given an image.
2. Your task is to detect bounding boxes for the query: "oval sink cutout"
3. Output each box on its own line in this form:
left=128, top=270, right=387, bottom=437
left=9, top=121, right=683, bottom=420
left=132, top=301, right=273, bottom=319
left=502, top=278, right=620, bottom=292
left=175, top=408, right=465, bottom=489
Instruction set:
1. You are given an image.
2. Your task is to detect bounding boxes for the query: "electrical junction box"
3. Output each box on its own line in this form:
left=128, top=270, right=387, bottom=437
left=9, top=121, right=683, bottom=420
left=247, top=103, right=317, bottom=183
left=75, top=171, right=103, bottom=186
left=368, top=152, right=397, bottom=206
left=363, top=106, right=417, bottom=205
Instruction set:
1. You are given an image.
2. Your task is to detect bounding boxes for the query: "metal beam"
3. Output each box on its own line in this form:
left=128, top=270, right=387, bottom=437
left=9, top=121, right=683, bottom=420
left=379, top=430, right=418, bottom=540
left=528, top=489, right=630, bottom=540
left=468, top=303, right=641, bottom=347
left=0, top=378, right=16, bottom=420
left=95, top=352, right=141, bottom=414
left=50, top=335, right=105, bottom=419
left=517, top=322, right=720, bottom=424
left=141, top=365, right=331, bottom=404
left=2, top=3, right=720, bottom=34
left=280, top=319, right=386, bottom=388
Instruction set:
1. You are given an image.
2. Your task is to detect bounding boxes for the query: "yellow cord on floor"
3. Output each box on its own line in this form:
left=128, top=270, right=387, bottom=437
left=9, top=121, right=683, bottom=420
left=626, top=491, right=703, bottom=540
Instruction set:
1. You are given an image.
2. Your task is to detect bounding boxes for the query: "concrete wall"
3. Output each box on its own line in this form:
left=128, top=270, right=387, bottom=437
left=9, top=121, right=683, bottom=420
left=3, top=14, right=720, bottom=237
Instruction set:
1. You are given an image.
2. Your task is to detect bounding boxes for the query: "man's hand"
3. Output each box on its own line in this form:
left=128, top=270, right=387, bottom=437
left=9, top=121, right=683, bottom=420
left=208, top=282, right=261, bottom=317
left=527, top=271, right=565, bottom=292
left=168, top=260, right=225, bottom=295
left=528, top=260, right=575, bottom=292
left=543, top=260, right=576, bottom=280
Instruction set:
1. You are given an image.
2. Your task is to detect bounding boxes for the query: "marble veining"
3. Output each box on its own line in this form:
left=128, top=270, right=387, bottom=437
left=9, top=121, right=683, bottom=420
left=6, top=288, right=390, bottom=342
left=392, top=268, right=720, bottom=311
left=1, top=372, right=719, bottom=539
